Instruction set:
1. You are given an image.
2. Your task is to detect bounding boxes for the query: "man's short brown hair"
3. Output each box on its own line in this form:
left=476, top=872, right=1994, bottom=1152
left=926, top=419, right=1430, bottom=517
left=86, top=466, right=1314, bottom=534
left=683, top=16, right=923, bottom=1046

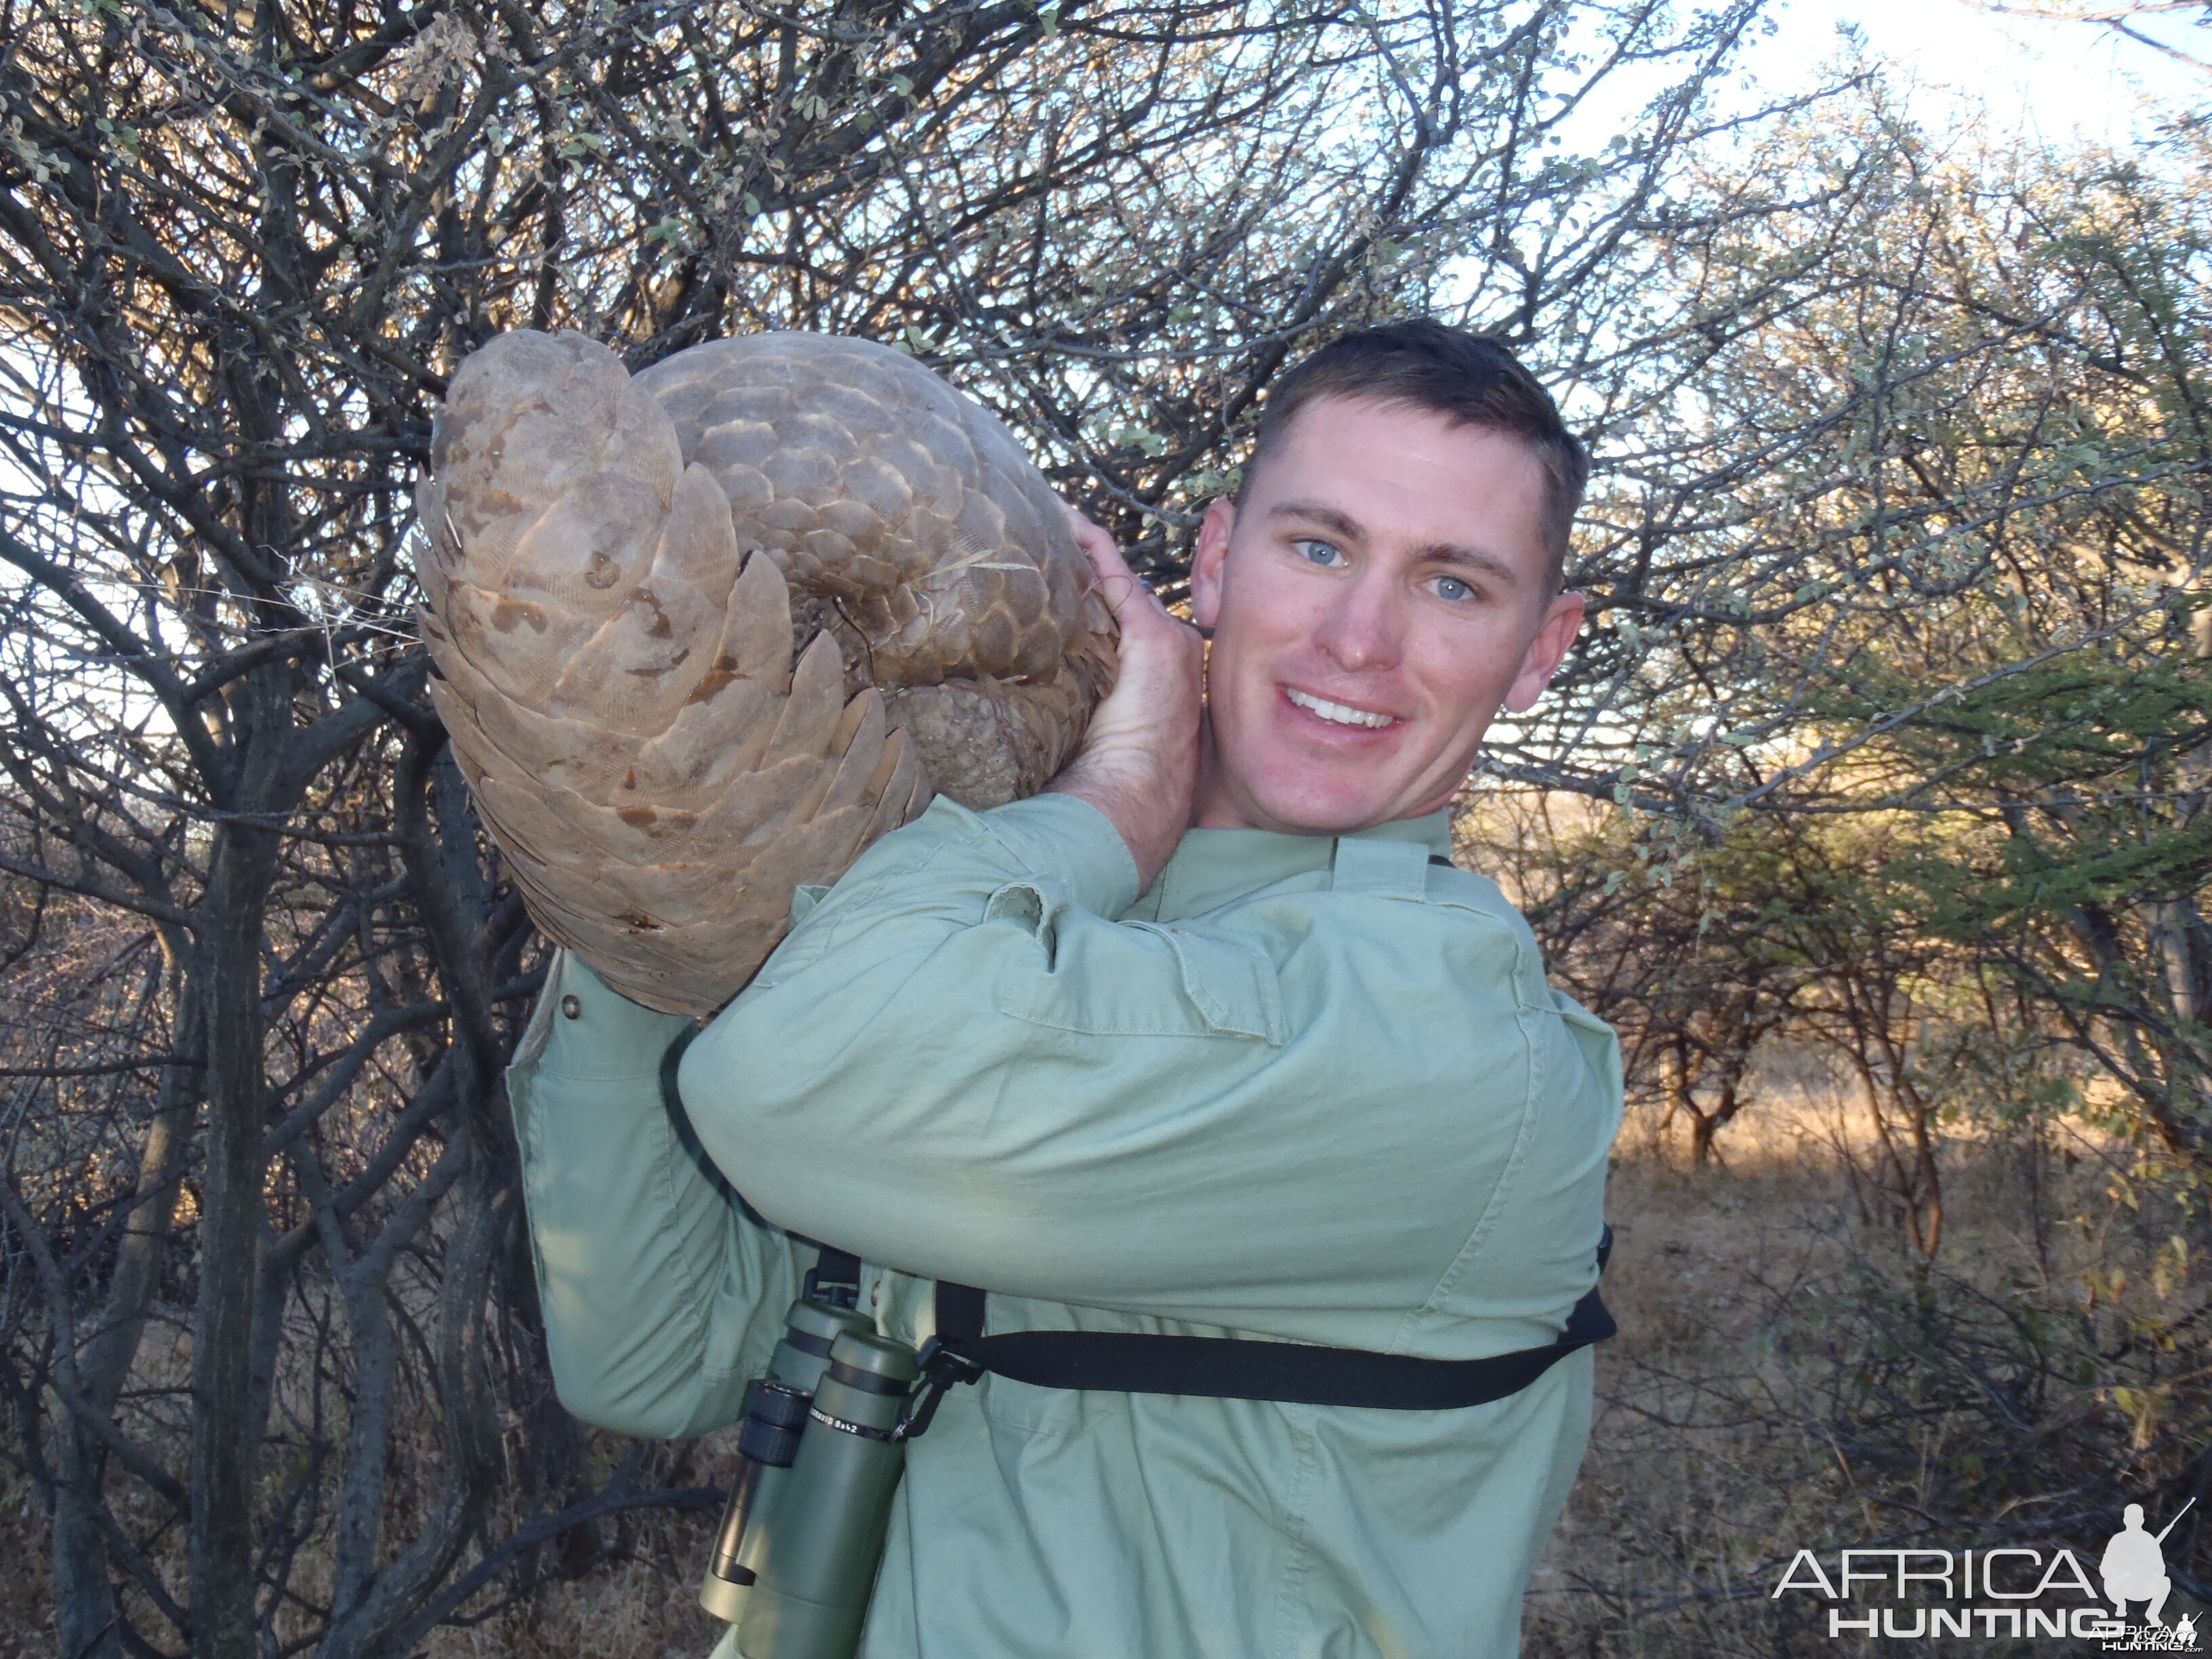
left=1233, top=321, right=1590, bottom=596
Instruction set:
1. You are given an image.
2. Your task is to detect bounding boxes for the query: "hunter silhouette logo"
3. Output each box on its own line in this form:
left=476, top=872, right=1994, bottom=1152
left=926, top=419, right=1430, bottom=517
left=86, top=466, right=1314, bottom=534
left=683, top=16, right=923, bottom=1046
left=2102, top=1499, right=2192, bottom=1627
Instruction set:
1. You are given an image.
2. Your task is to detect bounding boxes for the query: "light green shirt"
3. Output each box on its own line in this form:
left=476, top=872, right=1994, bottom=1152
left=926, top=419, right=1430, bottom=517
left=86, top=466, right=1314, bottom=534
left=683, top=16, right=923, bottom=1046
left=508, top=792, right=1622, bottom=1658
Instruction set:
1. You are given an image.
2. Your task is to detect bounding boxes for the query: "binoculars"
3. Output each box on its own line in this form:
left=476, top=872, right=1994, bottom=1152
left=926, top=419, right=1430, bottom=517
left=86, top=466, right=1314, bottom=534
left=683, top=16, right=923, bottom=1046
left=698, top=1292, right=926, bottom=1659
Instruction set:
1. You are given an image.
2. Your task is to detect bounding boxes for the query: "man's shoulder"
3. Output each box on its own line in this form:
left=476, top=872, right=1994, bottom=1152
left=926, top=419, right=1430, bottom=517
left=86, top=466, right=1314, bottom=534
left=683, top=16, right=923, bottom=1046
left=1420, top=854, right=1529, bottom=923
left=1354, top=849, right=1547, bottom=957
left=1416, top=861, right=1557, bottom=1006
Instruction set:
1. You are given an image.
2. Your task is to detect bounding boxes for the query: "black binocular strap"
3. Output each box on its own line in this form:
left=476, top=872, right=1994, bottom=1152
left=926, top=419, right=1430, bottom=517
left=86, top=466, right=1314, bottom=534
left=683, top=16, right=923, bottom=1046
left=930, top=1227, right=1614, bottom=1412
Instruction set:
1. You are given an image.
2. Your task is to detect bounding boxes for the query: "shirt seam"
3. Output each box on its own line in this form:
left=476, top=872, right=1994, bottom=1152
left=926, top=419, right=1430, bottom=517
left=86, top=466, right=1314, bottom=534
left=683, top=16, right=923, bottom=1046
left=648, top=1078, right=743, bottom=1386
left=996, top=1008, right=1277, bottom=1040
left=987, top=909, right=1285, bottom=1044
left=508, top=1067, right=552, bottom=1301
left=1269, top=1402, right=1319, bottom=1659
left=973, top=795, right=1141, bottom=913
left=528, top=1066, right=663, bottom=1084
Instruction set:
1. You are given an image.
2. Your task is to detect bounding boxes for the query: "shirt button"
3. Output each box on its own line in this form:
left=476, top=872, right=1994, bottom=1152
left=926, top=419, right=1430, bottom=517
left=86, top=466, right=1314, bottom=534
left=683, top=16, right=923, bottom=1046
left=560, top=995, right=582, bottom=1020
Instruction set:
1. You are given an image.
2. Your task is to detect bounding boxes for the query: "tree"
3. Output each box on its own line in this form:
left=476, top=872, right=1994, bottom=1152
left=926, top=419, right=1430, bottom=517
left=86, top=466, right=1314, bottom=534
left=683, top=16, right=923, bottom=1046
left=1495, top=91, right=2211, bottom=1160
left=1971, top=0, right=2212, bottom=77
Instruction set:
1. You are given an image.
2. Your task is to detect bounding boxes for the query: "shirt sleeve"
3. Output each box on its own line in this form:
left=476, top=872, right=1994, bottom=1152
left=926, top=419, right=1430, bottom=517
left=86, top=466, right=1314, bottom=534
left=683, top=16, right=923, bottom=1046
left=507, top=949, right=808, bottom=1438
left=678, top=792, right=1603, bottom=1338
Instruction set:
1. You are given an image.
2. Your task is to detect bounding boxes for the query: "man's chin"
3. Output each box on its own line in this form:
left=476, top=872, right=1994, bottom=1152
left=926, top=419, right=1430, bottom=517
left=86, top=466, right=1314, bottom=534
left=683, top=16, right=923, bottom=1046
left=1232, top=782, right=1407, bottom=838
left=1195, top=742, right=1442, bottom=835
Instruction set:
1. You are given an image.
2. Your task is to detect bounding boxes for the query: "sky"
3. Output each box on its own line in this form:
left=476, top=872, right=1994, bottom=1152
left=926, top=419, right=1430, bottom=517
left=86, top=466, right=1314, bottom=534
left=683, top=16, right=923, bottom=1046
left=1750, top=0, right=2203, bottom=148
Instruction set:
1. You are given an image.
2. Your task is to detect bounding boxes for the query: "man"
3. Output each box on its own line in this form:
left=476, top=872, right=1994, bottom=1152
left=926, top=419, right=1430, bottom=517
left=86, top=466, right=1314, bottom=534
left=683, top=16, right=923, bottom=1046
left=508, top=320, right=1624, bottom=1656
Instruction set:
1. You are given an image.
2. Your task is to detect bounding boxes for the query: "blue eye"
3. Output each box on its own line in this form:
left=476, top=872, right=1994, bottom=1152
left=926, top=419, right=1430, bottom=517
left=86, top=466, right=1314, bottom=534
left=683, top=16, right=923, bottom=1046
left=1296, top=539, right=1346, bottom=567
left=1434, top=575, right=1477, bottom=603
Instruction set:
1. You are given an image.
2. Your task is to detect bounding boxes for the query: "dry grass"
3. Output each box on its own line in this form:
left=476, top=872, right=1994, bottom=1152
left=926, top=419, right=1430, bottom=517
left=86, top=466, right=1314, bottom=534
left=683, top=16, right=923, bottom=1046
left=1524, top=1054, right=2209, bottom=1657
left=1527, top=1076, right=1887, bottom=1656
left=418, top=1542, right=726, bottom=1659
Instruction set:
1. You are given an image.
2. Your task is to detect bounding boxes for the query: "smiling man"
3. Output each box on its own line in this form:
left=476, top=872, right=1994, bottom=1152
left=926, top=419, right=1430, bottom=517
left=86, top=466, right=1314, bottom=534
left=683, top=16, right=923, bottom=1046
left=1189, top=389, right=1586, bottom=837
left=506, top=320, right=1624, bottom=1659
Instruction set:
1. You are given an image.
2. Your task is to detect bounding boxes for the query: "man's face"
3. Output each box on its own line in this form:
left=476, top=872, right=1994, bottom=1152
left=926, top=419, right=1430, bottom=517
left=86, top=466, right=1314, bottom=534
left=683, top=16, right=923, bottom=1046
left=1188, top=395, right=1585, bottom=836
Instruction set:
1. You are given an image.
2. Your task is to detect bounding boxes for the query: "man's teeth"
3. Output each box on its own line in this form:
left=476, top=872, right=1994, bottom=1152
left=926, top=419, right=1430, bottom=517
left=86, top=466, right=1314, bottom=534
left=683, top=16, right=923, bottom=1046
left=1286, top=689, right=1393, bottom=729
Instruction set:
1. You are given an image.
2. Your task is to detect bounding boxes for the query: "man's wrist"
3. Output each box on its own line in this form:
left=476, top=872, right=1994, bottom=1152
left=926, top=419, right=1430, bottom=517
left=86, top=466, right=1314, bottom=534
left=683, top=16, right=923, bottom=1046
left=1045, top=758, right=1185, bottom=890
left=977, top=791, right=1147, bottom=915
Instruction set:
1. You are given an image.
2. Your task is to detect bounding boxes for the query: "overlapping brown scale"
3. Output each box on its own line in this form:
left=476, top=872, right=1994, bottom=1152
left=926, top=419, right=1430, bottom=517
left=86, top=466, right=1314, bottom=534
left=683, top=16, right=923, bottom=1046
left=416, top=328, right=1113, bottom=1015
left=632, top=331, right=1115, bottom=805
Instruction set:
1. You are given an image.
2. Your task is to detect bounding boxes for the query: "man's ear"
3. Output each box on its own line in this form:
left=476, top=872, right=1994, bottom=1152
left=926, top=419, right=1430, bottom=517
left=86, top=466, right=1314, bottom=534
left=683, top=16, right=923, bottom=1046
left=1504, top=590, right=1586, bottom=712
left=1191, top=497, right=1235, bottom=630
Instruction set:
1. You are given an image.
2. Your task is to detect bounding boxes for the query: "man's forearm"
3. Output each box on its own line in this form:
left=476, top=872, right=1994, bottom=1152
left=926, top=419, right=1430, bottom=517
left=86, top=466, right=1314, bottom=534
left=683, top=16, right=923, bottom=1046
left=1044, top=752, right=1184, bottom=893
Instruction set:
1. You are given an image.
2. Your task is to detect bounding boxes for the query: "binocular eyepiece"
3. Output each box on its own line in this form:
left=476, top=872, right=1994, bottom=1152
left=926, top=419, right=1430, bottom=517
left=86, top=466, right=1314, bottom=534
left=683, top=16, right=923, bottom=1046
left=699, top=1295, right=925, bottom=1659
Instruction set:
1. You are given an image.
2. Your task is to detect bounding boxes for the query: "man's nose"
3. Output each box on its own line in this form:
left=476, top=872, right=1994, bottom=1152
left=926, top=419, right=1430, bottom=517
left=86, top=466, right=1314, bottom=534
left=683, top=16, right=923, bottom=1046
left=1311, top=570, right=1404, bottom=672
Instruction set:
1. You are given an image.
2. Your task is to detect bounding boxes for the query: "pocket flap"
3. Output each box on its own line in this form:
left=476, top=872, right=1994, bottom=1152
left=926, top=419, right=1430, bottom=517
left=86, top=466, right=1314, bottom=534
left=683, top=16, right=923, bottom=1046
left=993, top=910, right=1287, bottom=1044
left=1130, top=923, right=1287, bottom=1044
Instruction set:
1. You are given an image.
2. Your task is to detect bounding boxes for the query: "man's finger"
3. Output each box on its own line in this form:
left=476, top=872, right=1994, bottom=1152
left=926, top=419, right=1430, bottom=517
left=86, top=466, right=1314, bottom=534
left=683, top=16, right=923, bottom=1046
left=1059, top=506, right=1206, bottom=651
left=1062, top=504, right=1158, bottom=620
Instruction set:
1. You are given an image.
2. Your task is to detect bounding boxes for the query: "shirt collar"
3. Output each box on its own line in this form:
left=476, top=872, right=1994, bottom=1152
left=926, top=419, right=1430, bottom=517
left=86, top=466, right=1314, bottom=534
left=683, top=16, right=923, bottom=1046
left=1139, top=808, right=1454, bottom=920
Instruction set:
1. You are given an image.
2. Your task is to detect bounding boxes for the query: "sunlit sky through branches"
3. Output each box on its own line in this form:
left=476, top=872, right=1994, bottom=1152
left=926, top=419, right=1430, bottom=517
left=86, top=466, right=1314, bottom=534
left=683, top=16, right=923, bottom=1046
left=1755, top=0, right=2200, bottom=148
left=1465, top=0, right=2203, bottom=763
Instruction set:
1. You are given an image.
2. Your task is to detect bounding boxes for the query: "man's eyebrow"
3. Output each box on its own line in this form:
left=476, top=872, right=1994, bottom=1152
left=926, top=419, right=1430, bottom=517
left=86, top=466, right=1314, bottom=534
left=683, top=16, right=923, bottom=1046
left=1266, top=499, right=1521, bottom=589
left=1267, top=500, right=1367, bottom=543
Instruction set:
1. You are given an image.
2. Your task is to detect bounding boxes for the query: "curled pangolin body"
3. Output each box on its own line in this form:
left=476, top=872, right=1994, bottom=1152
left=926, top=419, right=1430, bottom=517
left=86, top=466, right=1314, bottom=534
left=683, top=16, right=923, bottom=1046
left=415, top=329, right=1115, bottom=1015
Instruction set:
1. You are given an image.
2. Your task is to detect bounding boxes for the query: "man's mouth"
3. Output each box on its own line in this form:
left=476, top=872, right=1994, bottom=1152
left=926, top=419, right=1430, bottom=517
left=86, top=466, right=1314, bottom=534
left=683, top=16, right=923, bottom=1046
left=1283, top=687, right=1398, bottom=730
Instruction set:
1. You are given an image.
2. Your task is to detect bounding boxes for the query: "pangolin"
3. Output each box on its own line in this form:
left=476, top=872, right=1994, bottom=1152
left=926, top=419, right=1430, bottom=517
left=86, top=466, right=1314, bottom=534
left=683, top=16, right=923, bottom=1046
left=415, top=329, right=1116, bottom=1015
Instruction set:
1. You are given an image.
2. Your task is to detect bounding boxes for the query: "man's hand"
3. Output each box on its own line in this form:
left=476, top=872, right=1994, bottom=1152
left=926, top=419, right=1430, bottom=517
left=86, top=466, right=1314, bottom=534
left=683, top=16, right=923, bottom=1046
left=1046, top=506, right=1205, bottom=889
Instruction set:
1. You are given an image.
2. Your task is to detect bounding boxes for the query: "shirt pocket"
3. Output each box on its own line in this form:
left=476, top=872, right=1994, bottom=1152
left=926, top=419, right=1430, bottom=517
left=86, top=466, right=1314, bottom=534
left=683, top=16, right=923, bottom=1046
left=985, top=881, right=1286, bottom=1044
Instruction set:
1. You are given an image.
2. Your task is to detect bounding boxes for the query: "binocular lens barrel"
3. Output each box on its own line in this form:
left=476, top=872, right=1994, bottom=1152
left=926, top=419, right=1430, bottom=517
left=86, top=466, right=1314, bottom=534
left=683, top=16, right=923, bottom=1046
left=702, top=1377, right=812, bottom=1616
left=734, top=1330, right=920, bottom=1659
left=701, top=1297, right=875, bottom=1626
